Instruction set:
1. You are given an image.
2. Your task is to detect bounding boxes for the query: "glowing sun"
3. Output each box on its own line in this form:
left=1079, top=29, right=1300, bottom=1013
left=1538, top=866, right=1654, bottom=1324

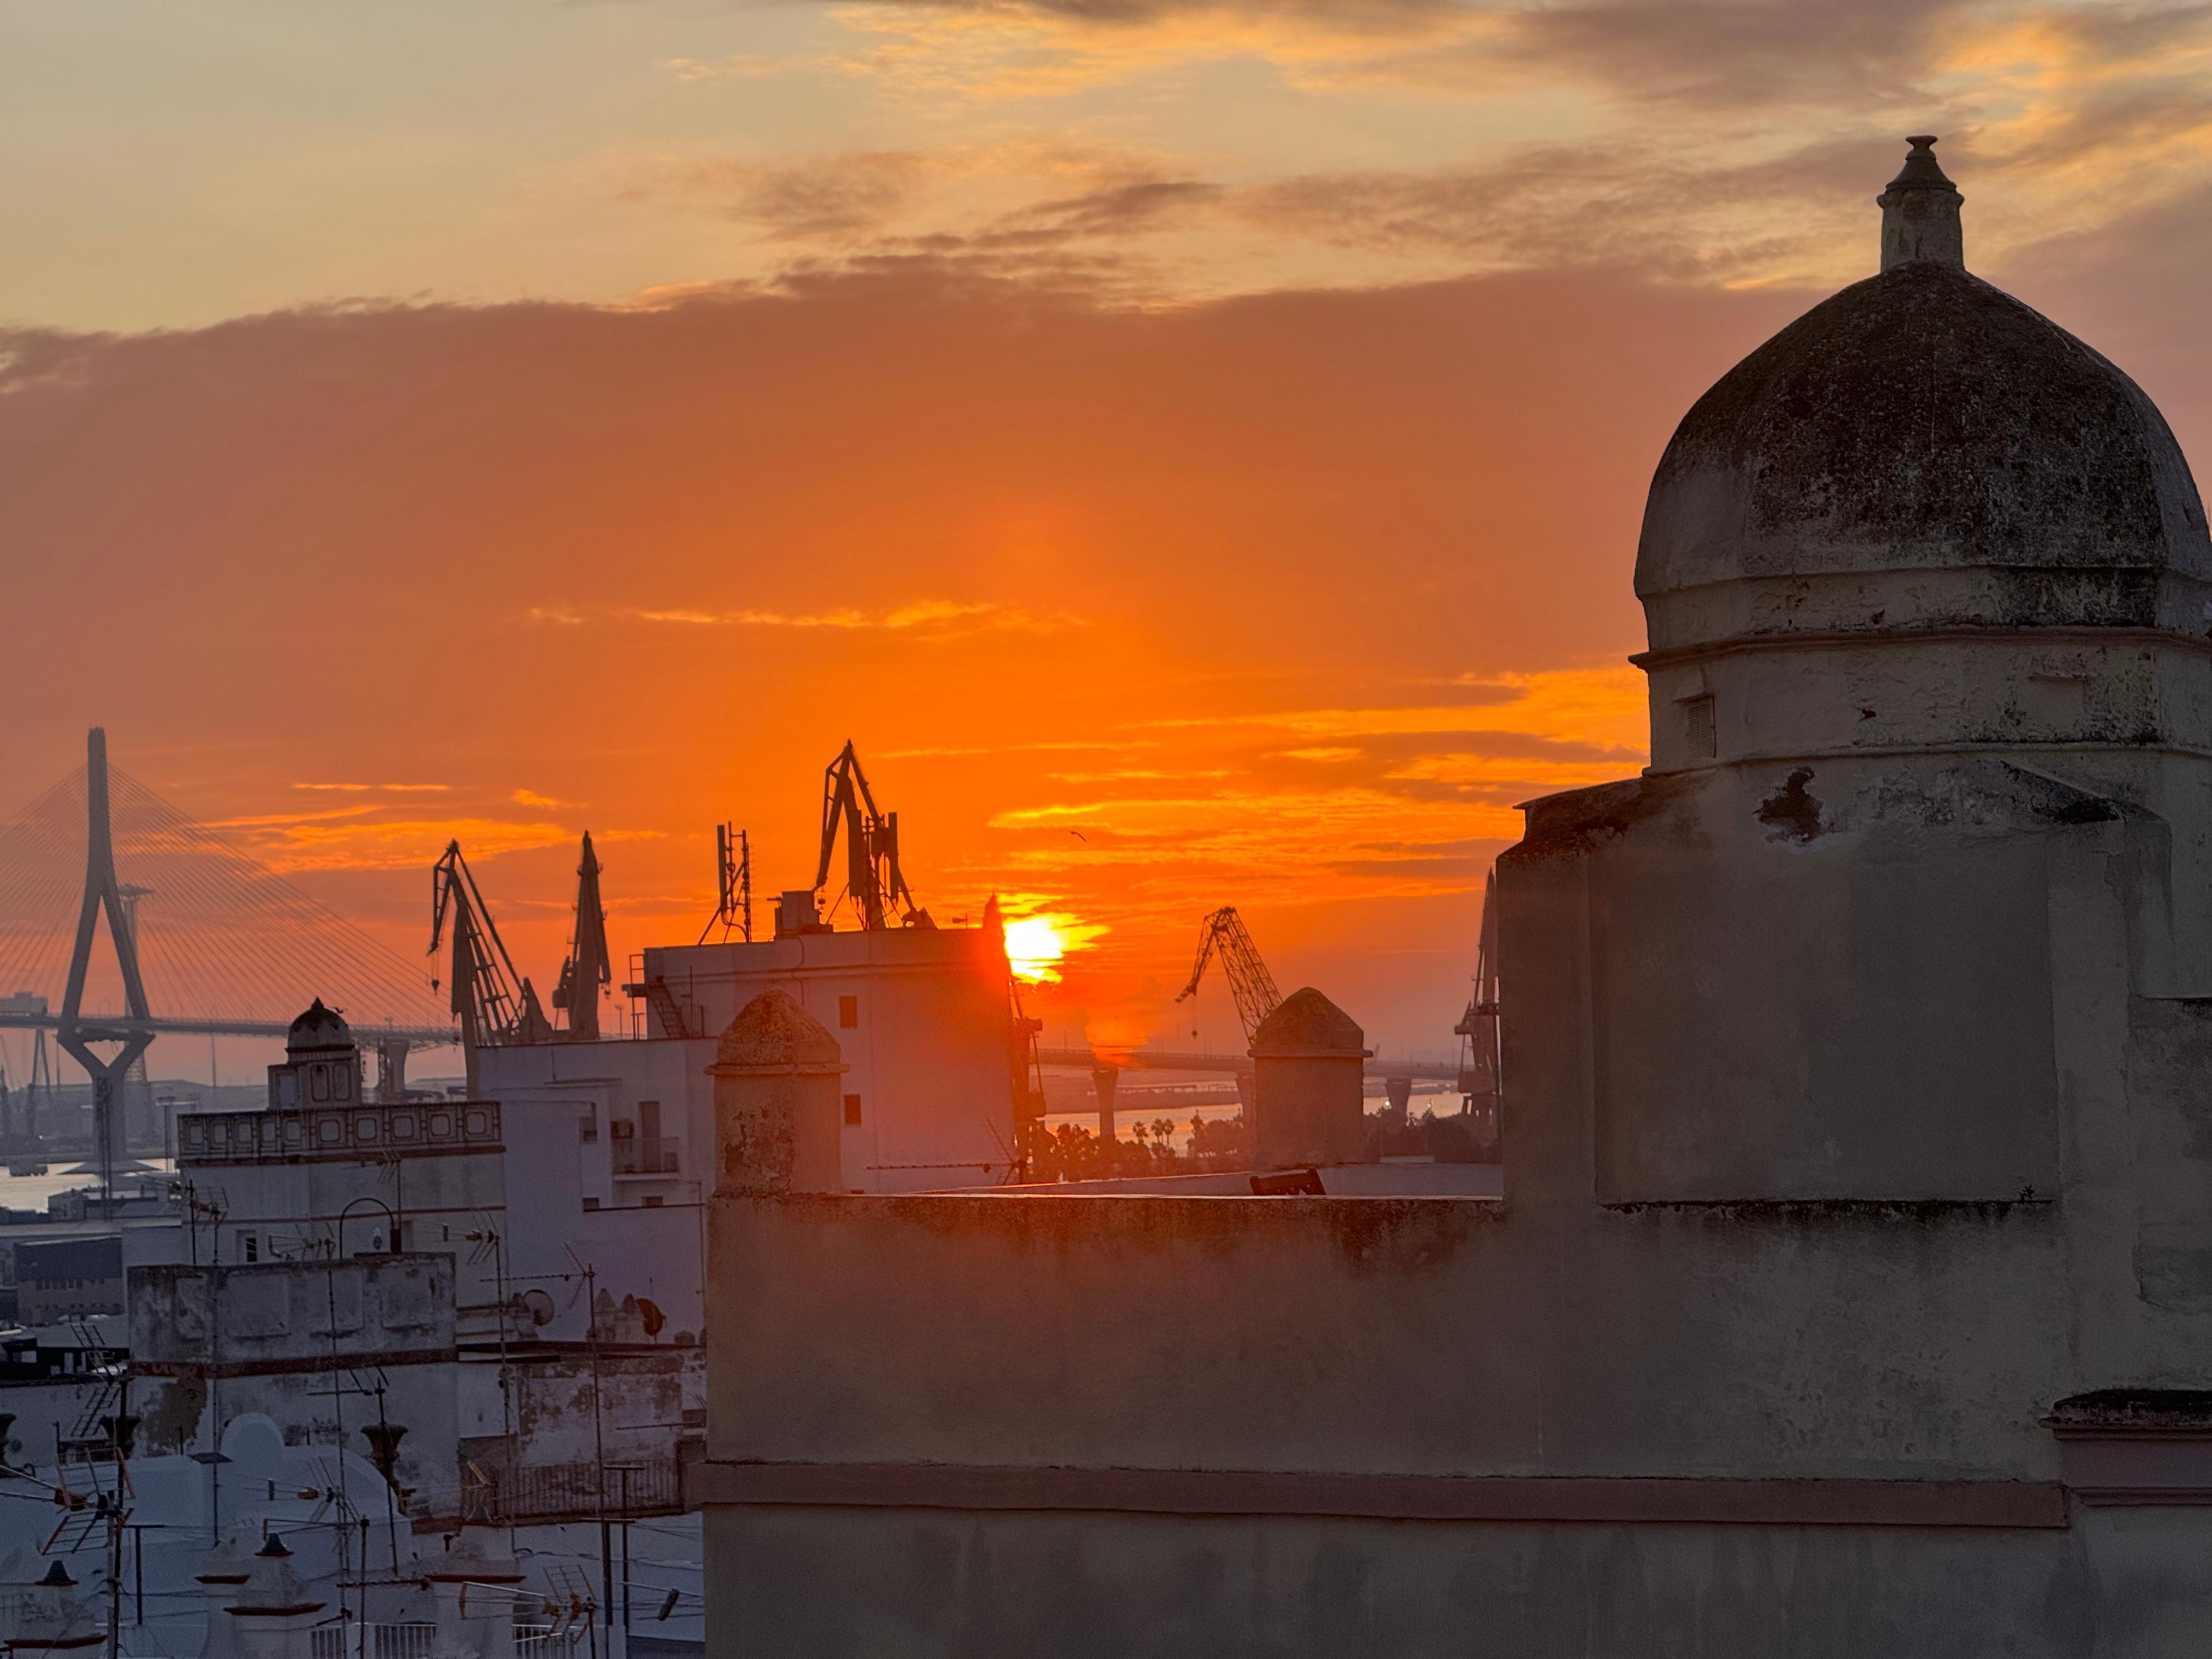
left=1003, top=915, right=1068, bottom=984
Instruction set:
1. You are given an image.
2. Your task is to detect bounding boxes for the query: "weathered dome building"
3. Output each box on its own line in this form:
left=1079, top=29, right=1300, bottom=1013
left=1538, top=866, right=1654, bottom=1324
left=1490, top=132, right=2212, bottom=1639
left=1521, top=137, right=2212, bottom=1206
left=1638, top=137, right=2212, bottom=783
left=692, top=139, right=2212, bottom=1656
left=266, top=998, right=359, bottom=1109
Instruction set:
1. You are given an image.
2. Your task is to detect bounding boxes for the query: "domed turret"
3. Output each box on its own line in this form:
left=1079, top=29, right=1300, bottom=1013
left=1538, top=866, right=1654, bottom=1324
left=285, top=998, right=353, bottom=1056
left=1634, top=137, right=2212, bottom=772
left=269, top=998, right=360, bottom=1110
left=708, top=991, right=846, bottom=1195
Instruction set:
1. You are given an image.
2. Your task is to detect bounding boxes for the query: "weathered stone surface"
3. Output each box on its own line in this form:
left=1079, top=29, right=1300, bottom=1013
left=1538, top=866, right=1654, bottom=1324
left=711, top=988, right=843, bottom=1073
left=1638, top=262, right=2212, bottom=643
left=1248, top=986, right=1366, bottom=1058
left=693, top=138, right=2212, bottom=1657
left=710, top=991, right=844, bottom=1195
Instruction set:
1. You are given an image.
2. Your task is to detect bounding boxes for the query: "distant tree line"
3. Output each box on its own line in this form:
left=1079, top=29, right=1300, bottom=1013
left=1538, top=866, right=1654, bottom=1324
left=1020, top=1103, right=1494, bottom=1182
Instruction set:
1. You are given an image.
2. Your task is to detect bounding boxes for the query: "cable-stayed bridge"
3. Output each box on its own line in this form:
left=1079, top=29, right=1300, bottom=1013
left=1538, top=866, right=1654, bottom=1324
left=0, top=730, right=457, bottom=1189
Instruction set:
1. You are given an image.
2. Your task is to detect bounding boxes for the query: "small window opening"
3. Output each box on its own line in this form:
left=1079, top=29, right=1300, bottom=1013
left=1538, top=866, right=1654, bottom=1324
left=642, top=1195, right=663, bottom=1209
left=844, top=1093, right=863, bottom=1126
left=1683, top=695, right=1717, bottom=760
left=309, top=1066, right=330, bottom=1102
left=838, top=995, right=859, bottom=1029
left=582, top=1197, right=601, bottom=1212
left=334, top=1067, right=352, bottom=1101
left=242, top=1233, right=259, bottom=1263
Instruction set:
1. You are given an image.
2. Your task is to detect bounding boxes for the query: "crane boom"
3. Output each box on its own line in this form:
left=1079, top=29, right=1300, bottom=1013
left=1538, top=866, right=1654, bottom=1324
left=1455, top=867, right=1502, bottom=1115
left=814, top=741, right=926, bottom=930
left=553, top=831, right=611, bottom=1042
left=1174, top=906, right=1283, bottom=1042
left=428, top=839, right=548, bottom=1092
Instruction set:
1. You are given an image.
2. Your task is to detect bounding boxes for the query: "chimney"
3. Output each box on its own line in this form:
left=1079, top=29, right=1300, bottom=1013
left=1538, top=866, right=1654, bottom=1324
left=195, top=1530, right=255, bottom=1659
left=4, top=1561, right=103, bottom=1659
left=225, top=1534, right=326, bottom=1659
left=1877, top=135, right=1963, bottom=272
left=425, top=1528, right=526, bottom=1659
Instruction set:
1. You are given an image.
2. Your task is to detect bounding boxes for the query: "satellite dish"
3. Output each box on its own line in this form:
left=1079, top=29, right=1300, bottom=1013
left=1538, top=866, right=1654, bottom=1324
left=517, top=1289, right=555, bottom=1328
left=637, top=1298, right=665, bottom=1339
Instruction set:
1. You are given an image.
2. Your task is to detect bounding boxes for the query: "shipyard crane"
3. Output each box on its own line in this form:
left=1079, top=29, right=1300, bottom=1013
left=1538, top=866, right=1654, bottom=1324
left=1454, top=868, right=1502, bottom=1119
left=552, top=831, right=611, bottom=1042
left=1175, top=907, right=1283, bottom=1043
left=429, top=840, right=550, bottom=1093
left=815, top=741, right=929, bottom=930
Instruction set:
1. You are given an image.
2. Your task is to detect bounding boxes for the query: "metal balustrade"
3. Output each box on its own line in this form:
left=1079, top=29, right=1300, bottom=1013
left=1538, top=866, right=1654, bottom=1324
left=180, top=1102, right=503, bottom=1164
left=611, top=1136, right=681, bottom=1177
left=460, top=1458, right=686, bottom=1522
left=311, top=1621, right=585, bottom=1659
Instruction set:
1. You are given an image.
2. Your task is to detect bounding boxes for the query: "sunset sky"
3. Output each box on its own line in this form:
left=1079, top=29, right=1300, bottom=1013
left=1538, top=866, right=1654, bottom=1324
left=4, top=0, right=2212, bottom=1071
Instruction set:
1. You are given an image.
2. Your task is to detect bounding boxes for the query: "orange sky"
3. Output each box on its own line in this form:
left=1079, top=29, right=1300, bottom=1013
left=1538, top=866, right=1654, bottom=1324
left=4, top=2, right=2212, bottom=1070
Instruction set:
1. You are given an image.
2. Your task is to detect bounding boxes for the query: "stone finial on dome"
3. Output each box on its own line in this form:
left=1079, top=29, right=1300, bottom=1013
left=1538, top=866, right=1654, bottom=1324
left=1877, top=134, right=1963, bottom=272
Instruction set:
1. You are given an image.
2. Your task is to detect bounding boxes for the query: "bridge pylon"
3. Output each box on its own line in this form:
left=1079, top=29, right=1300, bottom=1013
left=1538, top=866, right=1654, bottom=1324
left=55, top=728, right=155, bottom=1210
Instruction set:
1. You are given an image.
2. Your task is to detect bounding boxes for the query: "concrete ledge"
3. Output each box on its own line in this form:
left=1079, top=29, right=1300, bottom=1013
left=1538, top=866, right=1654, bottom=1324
left=938, top=1164, right=1505, bottom=1199
left=2052, top=1430, right=2212, bottom=1506
left=691, top=1461, right=2069, bottom=1528
left=1630, top=622, right=2212, bottom=671
left=134, top=1346, right=459, bottom=1379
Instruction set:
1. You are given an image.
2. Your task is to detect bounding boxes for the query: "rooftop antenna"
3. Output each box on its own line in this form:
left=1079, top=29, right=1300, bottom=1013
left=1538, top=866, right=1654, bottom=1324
left=697, top=825, right=752, bottom=945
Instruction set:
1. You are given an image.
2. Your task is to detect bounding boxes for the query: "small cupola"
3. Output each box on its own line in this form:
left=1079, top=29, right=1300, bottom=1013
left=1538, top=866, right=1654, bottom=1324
left=267, top=998, right=360, bottom=1110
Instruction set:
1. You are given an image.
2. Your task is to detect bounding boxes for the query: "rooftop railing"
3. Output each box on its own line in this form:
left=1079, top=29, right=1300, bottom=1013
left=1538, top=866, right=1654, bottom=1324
left=611, top=1137, right=681, bottom=1177
left=179, top=1102, right=501, bottom=1164
left=460, top=1457, right=686, bottom=1523
left=311, top=1619, right=588, bottom=1659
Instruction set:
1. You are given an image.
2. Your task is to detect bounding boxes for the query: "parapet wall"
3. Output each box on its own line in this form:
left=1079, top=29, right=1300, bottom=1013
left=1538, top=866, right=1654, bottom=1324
left=704, top=1190, right=2066, bottom=1483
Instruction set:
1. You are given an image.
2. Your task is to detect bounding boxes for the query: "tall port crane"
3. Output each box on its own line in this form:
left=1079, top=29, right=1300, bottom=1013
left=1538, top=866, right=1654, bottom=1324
left=1175, top=907, right=1282, bottom=1042
left=553, top=831, right=611, bottom=1042
left=816, top=741, right=927, bottom=930
left=430, top=840, right=550, bottom=1092
left=1455, top=868, right=1502, bottom=1117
